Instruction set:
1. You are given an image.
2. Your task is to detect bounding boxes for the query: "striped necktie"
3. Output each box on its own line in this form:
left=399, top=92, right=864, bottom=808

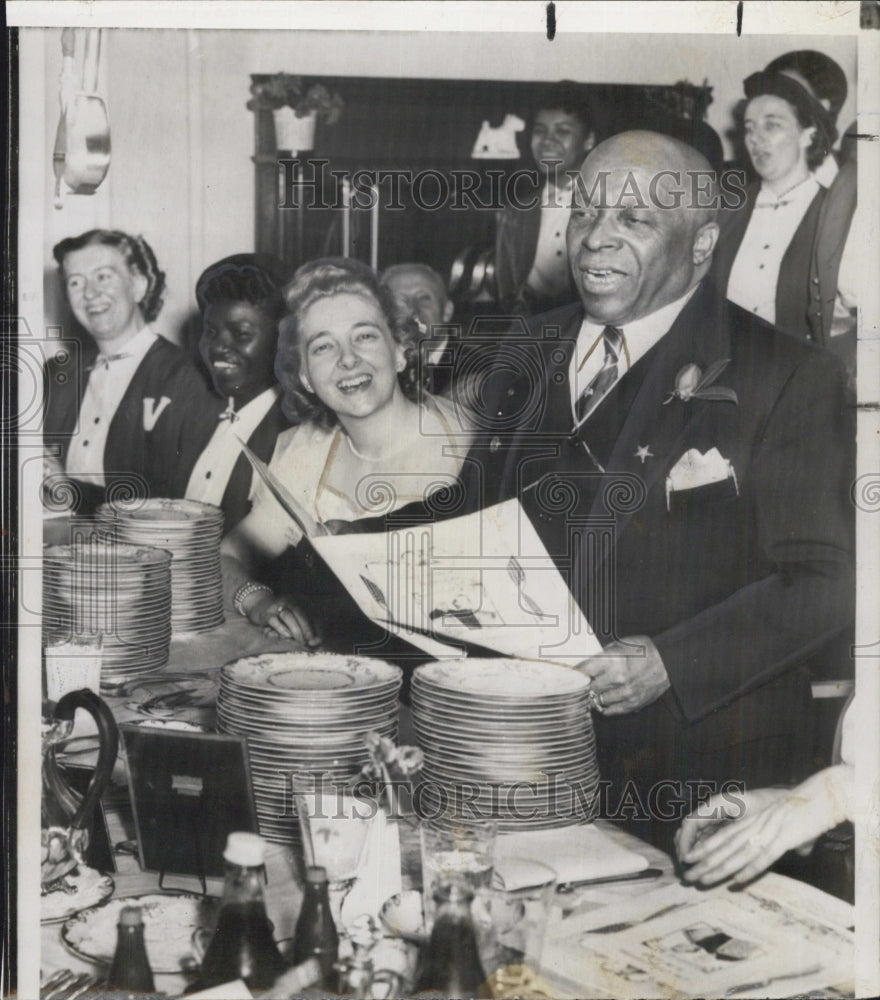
left=575, top=325, right=623, bottom=424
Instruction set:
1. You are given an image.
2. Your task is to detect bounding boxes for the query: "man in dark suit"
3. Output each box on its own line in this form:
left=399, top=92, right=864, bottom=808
left=471, top=131, right=854, bottom=848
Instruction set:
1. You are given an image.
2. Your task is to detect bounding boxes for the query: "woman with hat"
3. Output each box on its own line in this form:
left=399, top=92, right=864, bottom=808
left=712, top=51, right=856, bottom=361
left=185, top=253, right=293, bottom=534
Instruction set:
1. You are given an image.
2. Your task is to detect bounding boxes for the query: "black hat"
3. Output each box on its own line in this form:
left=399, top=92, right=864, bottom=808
left=743, top=69, right=838, bottom=149
left=195, top=253, right=291, bottom=312
left=763, top=50, right=847, bottom=120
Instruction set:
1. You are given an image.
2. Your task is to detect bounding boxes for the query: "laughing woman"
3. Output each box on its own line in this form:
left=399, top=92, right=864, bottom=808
left=185, top=253, right=292, bottom=533
left=221, top=257, right=472, bottom=643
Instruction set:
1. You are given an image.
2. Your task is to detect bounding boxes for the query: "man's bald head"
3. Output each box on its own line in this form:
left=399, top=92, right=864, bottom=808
left=566, top=130, right=720, bottom=326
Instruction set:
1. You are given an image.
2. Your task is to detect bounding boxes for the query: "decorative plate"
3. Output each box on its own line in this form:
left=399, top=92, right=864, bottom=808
left=41, top=866, right=114, bottom=925
left=61, top=892, right=220, bottom=973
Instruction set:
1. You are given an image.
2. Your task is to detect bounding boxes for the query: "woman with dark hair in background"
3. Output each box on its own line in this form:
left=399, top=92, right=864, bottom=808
left=712, top=51, right=856, bottom=387
left=185, top=253, right=292, bottom=533
left=44, top=229, right=220, bottom=514
left=221, top=257, right=472, bottom=643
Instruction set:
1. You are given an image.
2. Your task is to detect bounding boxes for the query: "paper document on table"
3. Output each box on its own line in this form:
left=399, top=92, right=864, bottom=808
left=311, top=498, right=601, bottom=663
left=496, top=824, right=648, bottom=888
left=542, top=873, right=854, bottom=999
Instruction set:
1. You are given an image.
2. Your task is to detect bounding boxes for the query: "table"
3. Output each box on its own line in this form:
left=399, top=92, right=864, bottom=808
left=41, top=616, right=854, bottom=999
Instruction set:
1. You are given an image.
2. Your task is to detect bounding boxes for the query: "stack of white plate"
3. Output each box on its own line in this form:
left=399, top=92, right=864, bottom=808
left=43, top=540, right=172, bottom=685
left=97, top=498, right=224, bottom=634
left=411, top=659, right=599, bottom=831
left=216, top=652, right=403, bottom=843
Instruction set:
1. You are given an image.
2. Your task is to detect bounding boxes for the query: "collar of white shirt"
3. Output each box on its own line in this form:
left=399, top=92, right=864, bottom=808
left=754, top=174, right=820, bottom=208
left=91, top=323, right=158, bottom=368
left=185, top=385, right=281, bottom=505
left=569, top=285, right=699, bottom=413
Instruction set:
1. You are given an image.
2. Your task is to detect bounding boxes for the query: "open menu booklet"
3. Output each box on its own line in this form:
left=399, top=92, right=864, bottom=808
left=309, top=497, right=603, bottom=664
left=542, top=872, right=854, bottom=999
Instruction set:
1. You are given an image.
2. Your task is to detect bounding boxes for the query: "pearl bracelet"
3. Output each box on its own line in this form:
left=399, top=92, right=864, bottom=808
left=233, top=580, right=273, bottom=617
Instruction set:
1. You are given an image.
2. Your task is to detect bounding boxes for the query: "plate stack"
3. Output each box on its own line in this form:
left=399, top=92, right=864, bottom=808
left=216, top=652, right=403, bottom=843
left=411, top=659, right=599, bottom=831
left=97, top=499, right=224, bottom=634
left=43, top=541, right=172, bottom=685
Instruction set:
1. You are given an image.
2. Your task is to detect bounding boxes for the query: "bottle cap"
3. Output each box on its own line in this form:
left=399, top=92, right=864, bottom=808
left=118, top=906, right=144, bottom=927
left=223, top=831, right=266, bottom=867
left=305, top=865, right=329, bottom=883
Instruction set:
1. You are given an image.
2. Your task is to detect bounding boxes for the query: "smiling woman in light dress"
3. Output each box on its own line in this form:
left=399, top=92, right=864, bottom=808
left=221, top=257, right=472, bottom=644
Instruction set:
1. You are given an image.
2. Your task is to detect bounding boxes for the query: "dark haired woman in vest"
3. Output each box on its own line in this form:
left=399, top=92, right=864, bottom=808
left=712, top=52, right=856, bottom=391
left=44, top=229, right=220, bottom=514
left=185, top=253, right=292, bottom=534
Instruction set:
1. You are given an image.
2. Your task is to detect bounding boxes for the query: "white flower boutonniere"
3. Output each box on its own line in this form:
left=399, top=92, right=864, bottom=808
left=663, top=359, right=738, bottom=405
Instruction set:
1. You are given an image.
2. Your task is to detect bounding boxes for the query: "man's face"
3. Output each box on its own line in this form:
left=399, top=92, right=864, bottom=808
left=566, top=149, right=701, bottom=326
left=383, top=269, right=450, bottom=331
left=530, top=109, right=591, bottom=179
left=61, top=243, right=147, bottom=343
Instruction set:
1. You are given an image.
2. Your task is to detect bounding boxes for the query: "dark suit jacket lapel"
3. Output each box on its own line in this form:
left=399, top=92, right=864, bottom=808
left=590, top=281, right=732, bottom=537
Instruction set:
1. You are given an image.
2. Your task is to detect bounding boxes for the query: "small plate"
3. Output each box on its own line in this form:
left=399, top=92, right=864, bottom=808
left=61, top=892, right=220, bottom=973
left=41, top=866, right=114, bottom=925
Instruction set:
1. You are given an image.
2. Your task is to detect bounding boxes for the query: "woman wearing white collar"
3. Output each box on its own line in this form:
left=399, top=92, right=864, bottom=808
left=185, top=253, right=292, bottom=533
left=712, top=51, right=856, bottom=361
left=43, top=229, right=219, bottom=514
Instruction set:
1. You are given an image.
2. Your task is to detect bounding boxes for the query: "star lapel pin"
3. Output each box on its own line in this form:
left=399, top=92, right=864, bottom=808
left=635, top=445, right=653, bottom=464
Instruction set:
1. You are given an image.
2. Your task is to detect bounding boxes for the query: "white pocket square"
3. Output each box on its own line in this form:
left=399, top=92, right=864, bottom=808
left=666, top=447, right=738, bottom=510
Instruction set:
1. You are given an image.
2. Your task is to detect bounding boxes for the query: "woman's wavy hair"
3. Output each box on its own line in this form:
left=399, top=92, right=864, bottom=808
left=53, top=230, right=166, bottom=323
left=276, top=257, right=422, bottom=429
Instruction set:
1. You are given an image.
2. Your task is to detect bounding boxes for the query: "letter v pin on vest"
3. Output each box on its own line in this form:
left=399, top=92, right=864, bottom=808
left=142, top=396, right=171, bottom=431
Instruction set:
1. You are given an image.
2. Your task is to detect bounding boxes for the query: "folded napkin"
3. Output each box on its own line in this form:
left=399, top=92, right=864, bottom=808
left=340, top=809, right=403, bottom=928
left=495, top=824, right=648, bottom=889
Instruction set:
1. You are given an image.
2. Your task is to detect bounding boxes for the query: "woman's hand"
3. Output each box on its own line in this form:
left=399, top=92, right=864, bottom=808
left=675, top=768, right=852, bottom=888
left=246, top=592, right=322, bottom=647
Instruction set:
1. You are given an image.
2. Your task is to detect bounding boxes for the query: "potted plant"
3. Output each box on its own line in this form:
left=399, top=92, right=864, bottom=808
left=247, top=73, right=344, bottom=152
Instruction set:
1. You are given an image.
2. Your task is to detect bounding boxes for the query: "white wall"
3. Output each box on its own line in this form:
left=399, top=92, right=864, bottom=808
left=34, top=28, right=857, bottom=341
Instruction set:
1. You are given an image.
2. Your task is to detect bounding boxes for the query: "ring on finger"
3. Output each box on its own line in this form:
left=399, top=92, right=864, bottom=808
left=589, top=689, right=605, bottom=712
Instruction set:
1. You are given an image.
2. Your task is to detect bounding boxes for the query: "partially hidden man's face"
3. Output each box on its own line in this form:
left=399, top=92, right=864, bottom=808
left=382, top=270, right=452, bottom=331
left=566, top=144, right=716, bottom=326
left=530, top=109, right=593, bottom=179
left=62, top=243, right=148, bottom=343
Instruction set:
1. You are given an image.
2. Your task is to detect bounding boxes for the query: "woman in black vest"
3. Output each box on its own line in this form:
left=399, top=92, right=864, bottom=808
left=712, top=51, right=855, bottom=358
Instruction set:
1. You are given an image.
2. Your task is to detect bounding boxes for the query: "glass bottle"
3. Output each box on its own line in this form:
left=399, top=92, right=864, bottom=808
left=291, top=865, right=339, bottom=987
left=412, top=881, right=491, bottom=1000
left=189, top=832, right=287, bottom=993
left=106, top=906, right=155, bottom=995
